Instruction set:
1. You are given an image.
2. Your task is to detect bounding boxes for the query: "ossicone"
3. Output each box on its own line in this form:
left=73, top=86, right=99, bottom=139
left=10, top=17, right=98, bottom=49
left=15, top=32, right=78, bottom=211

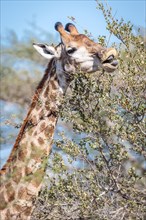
left=65, top=23, right=79, bottom=35
left=54, top=22, right=63, bottom=31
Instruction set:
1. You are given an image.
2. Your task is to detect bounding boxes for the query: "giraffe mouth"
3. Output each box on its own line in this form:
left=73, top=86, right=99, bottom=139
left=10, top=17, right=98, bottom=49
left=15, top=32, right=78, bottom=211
left=102, top=55, right=118, bottom=72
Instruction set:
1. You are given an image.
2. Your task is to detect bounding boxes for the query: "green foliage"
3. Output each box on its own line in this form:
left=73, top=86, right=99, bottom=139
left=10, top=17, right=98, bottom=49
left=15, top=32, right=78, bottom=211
left=32, top=2, right=145, bottom=220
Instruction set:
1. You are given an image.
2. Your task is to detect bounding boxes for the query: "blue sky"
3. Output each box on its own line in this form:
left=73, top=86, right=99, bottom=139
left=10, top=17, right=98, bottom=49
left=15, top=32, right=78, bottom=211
left=1, top=0, right=146, bottom=44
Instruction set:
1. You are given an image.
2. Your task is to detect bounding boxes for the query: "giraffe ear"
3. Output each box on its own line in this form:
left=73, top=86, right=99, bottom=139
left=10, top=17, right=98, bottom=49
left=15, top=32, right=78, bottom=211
left=33, top=43, right=57, bottom=59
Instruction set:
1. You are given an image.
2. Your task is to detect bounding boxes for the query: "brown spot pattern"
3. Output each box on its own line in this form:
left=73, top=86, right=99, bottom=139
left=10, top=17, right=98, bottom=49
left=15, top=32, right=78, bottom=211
left=31, top=141, right=35, bottom=148
left=5, top=182, right=15, bottom=202
left=0, top=192, right=7, bottom=210
left=17, top=186, right=27, bottom=200
left=44, top=86, right=50, bottom=98
left=23, top=206, right=32, bottom=217
left=39, top=109, right=44, bottom=119
left=31, top=169, right=44, bottom=188
left=33, top=131, right=37, bottom=136
left=13, top=203, right=23, bottom=212
left=40, top=122, right=46, bottom=131
left=38, top=137, right=45, bottom=145
left=49, top=93, right=57, bottom=101
left=17, top=186, right=32, bottom=201
left=44, top=125, right=55, bottom=137
left=45, top=100, right=51, bottom=111
left=12, top=170, right=22, bottom=184
left=25, top=167, right=32, bottom=176
left=18, top=145, right=28, bottom=161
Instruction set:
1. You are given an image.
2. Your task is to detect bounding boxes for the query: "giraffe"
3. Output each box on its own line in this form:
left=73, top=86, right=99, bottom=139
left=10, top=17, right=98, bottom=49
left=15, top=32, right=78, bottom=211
left=0, top=22, right=118, bottom=220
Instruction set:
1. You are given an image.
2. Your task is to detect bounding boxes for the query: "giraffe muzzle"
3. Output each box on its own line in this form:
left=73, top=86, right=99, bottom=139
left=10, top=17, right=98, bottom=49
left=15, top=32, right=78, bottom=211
left=102, top=56, right=118, bottom=72
left=103, top=55, right=118, bottom=66
left=99, top=48, right=118, bottom=72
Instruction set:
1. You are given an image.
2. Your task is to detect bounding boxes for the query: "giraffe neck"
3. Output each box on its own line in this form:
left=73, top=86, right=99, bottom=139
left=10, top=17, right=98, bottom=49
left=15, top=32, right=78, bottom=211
left=0, top=58, right=68, bottom=220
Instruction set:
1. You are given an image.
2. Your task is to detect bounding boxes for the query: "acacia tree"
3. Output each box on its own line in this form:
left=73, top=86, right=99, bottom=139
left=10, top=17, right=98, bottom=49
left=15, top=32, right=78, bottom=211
left=32, top=2, right=145, bottom=220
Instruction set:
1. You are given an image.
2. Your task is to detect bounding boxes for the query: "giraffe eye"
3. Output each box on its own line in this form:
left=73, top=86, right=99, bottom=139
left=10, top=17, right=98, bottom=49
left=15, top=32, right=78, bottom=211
left=67, top=47, right=77, bottom=54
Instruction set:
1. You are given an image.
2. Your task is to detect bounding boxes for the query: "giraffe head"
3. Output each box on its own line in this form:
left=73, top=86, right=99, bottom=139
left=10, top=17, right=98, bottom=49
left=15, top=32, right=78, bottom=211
left=55, top=22, right=118, bottom=73
left=33, top=22, right=118, bottom=74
